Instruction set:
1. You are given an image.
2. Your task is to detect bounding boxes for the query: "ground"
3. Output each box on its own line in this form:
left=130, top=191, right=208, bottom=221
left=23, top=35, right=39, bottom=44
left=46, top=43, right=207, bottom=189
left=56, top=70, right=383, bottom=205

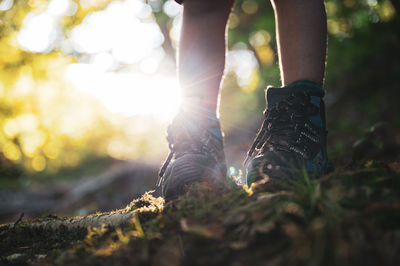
left=1, top=158, right=400, bottom=266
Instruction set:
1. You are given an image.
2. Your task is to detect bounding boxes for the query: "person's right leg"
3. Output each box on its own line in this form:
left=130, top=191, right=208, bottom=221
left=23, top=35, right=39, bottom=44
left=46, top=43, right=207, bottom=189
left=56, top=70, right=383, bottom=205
left=272, top=0, right=327, bottom=85
left=159, top=0, right=234, bottom=200
left=245, top=0, right=332, bottom=185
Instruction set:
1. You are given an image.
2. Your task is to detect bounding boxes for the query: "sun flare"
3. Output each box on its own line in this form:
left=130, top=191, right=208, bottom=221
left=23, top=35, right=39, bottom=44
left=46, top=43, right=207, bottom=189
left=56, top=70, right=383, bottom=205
left=16, top=0, right=183, bottom=120
left=65, top=64, right=181, bottom=118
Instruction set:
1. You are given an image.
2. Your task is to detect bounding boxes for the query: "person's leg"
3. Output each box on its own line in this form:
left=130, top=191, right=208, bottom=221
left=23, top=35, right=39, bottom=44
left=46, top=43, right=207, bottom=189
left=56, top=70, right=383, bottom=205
left=245, top=0, right=331, bottom=185
left=159, top=0, right=234, bottom=200
left=271, top=0, right=327, bottom=86
left=179, top=0, right=234, bottom=111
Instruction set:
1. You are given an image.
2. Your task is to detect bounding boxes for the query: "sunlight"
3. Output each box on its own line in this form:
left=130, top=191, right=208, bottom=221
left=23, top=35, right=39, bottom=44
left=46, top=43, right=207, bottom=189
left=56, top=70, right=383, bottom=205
left=65, top=63, right=181, bottom=117
left=227, top=43, right=260, bottom=91
left=65, top=0, right=180, bottom=118
left=17, top=0, right=77, bottom=52
left=0, top=0, right=13, bottom=11
left=17, top=12, right=58, bottom=53
left=17, top=0, right=182, bottom=119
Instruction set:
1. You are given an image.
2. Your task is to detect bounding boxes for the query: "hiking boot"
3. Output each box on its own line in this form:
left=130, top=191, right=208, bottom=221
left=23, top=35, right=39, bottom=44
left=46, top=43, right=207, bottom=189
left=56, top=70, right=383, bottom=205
left=245, top=80, right=333, bottom=186
left=158, top=108, right=227, bottom=200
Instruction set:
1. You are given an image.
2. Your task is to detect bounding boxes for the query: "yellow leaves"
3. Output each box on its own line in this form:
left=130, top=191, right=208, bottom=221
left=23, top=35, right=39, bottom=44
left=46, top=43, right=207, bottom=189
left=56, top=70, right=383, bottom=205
left=20, top=130, right=46, bottom=157
left=249, top=30, right=274, bottom=67
left=83, top=225, right=113, bottom=256
left=28, top=0, right=47, bottom=9
left=242, top=184, right=253, bottom=196
left=82, top=214, right=145, bottom=257
left=1, top=113, right=54, bottom=172
left=241, top=0, right=258, bottom=15
left=85, top=225, right=108, bottom=246
left=64, top=0, right=110, bottom=29
left=327, top=18, right=352, bottom=37
left=43, top=53, right=75, bottom=77
left=12, top=68, right=36, bottom=99
left=0, top=35, right=23, bottom=65
left=0, top=0, right=185, bottom=177
left=2, top=114, right=44, bottom=158
left=0, top=0, right=147, bottom=175
left=80, top=0, right=110, bottom=10
left=0, top=81, right=5, bottom=98
left=2, top=141, right=22, bottom=161
left=15, top=113, right=39, bottom=133
left=255, top=45, right=274, bottom=66
left=244, top=30, right=273, bottom=92
left=325, top=2, right=338, bottom=17
left=129, top=214, right=144, bottom=238
left=3, top=119, right=19, bottom=138
left=241, top=70, right=259, bottom=93
left=115, top=228, right=131, bottom=245
left=0, top=47, right=116, bottom=173
left=42, top=141, right=60, bottom=160
left=127, top=191, right=165, bottom=213
left=250, top=30, right=271, bottom=47
left=102, top=215, right=144, bottom=249
left=31, top=154, right=46, bottom=171
left=376, top=0, right=396, bottom=22
left=228, top=13, right=240, bottom=29
left=327, top=0, right=395, bottom=35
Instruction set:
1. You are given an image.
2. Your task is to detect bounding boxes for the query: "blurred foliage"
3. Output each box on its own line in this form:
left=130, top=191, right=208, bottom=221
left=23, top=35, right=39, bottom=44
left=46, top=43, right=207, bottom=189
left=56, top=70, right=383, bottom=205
left=0, top=0, right=170, bottom=182
left=0, top=0, right=399, bottom=182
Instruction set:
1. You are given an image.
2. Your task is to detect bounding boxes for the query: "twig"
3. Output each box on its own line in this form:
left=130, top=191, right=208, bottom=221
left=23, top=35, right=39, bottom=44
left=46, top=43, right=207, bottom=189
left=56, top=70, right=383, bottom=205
left=13, top=213, right=24, bottom=228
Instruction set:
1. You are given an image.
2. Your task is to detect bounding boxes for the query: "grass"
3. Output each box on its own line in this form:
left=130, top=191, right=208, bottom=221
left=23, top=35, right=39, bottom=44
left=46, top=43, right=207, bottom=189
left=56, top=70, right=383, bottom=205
left=1, top=161, right=400, bottom=265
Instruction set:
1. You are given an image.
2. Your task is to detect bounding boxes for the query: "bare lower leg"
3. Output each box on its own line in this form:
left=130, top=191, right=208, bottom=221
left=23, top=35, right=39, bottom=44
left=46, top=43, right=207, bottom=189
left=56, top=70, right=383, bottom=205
left=179, top=0, right=234, bottom=112
left=271, top=0, right=327, bottom=86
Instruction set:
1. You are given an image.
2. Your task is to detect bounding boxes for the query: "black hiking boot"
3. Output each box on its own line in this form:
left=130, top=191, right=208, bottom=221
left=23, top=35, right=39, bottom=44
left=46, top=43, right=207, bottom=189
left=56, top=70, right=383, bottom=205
left=245, top=80, right=333, bottom=186
left=158, top=108, right=227, bottom=201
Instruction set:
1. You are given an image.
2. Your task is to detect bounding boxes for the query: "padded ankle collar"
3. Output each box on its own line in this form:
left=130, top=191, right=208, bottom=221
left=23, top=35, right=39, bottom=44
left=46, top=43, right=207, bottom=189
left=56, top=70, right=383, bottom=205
left=266, top=80, right=325, bottom=106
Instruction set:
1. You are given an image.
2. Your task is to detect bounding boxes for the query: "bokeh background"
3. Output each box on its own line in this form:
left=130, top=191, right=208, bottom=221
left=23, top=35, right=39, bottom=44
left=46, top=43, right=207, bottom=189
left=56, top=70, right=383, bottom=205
left=1, top=0, right=399, bottom=223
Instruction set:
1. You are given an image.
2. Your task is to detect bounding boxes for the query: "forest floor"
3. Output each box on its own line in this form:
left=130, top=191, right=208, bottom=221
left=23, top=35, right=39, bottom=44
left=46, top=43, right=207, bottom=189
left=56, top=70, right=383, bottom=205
left=1, top=154, right=400, bottom=265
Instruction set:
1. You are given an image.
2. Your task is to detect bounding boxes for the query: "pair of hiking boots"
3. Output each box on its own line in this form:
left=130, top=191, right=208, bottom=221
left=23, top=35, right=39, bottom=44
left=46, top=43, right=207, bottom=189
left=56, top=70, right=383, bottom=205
left=157, top=81, right=333, bottom=200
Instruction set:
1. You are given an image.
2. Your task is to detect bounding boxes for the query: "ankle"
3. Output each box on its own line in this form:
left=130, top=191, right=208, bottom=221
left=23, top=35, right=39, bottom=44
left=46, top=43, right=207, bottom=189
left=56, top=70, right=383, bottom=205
left=173, top=97, right=223, bottom=141
left=284, top=79, right=324, bottom=91
left=180, top=96, right=219, bottom=120
left=266, top=80, right=325, bottom=107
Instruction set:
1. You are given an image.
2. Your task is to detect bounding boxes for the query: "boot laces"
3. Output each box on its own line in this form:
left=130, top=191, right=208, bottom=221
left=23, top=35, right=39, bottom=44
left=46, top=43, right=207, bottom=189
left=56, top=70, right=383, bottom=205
left=244, top=92, right=322, bottom=166
left=157, top=120, right=222, bottom=186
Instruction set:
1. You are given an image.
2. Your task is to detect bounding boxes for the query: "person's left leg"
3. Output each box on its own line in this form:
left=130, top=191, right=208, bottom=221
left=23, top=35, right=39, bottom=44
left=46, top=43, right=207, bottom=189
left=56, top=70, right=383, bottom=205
left=178, top=0, right=234, bottom=110
left=158, top=0, right=234, bottom=200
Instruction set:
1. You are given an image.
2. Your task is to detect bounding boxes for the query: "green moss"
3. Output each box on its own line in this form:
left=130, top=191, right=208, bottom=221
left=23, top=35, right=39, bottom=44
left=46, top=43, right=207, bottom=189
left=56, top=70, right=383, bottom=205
left=0, top=222, right=87, bottom=265
left=1, top=162, right=400, bottom=265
